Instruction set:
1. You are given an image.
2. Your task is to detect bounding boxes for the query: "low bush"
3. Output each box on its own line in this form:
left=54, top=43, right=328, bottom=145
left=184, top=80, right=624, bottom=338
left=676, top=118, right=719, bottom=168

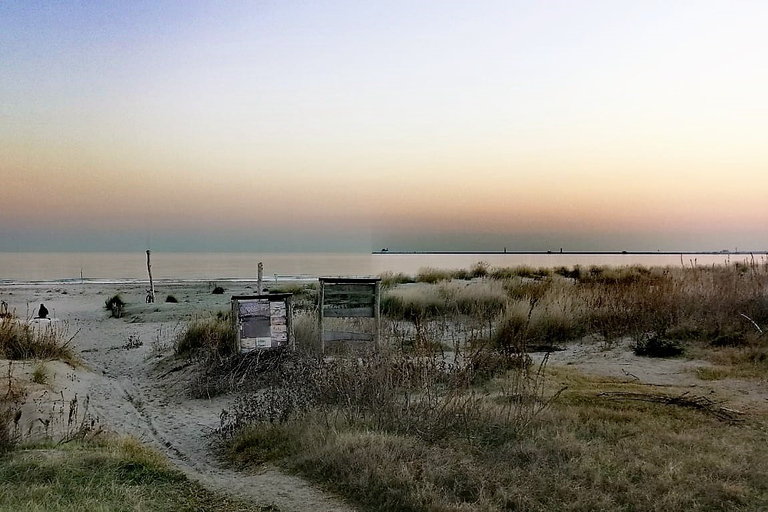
left=212, top=286, right=225, bottom=295
left=165, top=295, right=178, bottom=303
left=104, top=294, right=124, bottom=318
left=633, top=335, right=684, bottom=358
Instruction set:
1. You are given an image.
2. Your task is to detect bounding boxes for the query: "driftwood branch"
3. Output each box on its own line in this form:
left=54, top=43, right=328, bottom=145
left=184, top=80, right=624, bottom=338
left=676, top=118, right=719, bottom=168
left=597, top=391, right=744, bottom=422
left=739, top=313, right=764, bottom=335
left=146, top=250, right=155, bottom=303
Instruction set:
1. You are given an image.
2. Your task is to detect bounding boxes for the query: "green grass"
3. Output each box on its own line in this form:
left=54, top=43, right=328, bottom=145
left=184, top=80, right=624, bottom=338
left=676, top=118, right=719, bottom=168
left=0, top=437, right=273, bottom=512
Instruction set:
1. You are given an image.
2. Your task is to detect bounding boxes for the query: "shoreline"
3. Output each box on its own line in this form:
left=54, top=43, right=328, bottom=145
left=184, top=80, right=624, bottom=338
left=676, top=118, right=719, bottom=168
left=373, top=250, right=768, bottom=255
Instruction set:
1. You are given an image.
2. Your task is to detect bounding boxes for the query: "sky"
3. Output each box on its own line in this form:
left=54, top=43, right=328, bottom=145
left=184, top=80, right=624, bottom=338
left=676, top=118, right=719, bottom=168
left=1, top=0, right=767, bottom=253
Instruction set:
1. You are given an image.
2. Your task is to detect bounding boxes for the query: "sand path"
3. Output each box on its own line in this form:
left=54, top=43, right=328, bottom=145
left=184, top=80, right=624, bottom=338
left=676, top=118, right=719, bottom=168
left=3, top=283, right=354, bottom=512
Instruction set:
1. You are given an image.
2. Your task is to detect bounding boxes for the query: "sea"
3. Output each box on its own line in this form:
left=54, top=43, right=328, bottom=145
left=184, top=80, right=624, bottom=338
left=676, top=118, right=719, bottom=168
left=0, top=251, right=765, bottom=284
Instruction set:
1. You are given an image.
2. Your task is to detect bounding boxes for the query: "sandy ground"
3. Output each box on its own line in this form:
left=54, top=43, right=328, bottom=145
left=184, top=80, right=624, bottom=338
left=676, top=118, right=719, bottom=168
left=2, top=281, right=767, bottom=510
left=1, top=281, right=353, bottom=512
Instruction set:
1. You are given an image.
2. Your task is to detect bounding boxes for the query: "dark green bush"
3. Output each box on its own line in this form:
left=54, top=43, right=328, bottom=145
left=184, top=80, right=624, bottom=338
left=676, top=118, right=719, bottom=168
left=633, top=335, right=684, bottom=358
left=104, top=294, right=125, bottom=318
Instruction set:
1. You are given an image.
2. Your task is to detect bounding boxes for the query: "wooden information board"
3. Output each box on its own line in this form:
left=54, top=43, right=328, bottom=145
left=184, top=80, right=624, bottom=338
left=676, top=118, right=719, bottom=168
left=318, top=277, right=381, bottom=353
left=231, top=294, right=294, bottom=352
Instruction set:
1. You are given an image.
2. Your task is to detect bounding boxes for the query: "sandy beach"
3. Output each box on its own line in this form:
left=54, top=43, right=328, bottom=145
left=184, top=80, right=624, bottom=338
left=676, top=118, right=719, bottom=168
left=3, top=279, right=768, bottom=511
left=1, top=280, right=353, bottom=512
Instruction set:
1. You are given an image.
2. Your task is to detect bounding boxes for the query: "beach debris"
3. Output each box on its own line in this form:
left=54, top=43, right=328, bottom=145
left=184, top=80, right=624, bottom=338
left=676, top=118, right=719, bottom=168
left=145, top=250, right=155, bottom=303
left=0, top=301, right=10, bottom=318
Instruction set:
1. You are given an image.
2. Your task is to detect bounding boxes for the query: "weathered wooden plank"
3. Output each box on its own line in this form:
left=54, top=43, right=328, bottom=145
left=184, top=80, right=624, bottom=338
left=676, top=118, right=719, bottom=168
left=323, top=306, right=375, bottom=318
left=323, top=331, right=375, bottom=342
left=323, top=292, right=376, bottom=303
left=231, top=293, right=293, bottom=301
left=324, top=299, right=376, bottom=310
left=323, top=284, right=376, bottom=295
left=319, top=277, right=382, bottom=284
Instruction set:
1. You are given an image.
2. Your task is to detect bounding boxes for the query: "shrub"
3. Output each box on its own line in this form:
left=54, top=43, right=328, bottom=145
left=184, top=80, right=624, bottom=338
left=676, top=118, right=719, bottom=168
left=212, top=286, right=225, bottom=295
left=633, top=335, right=684, bottom=358
left=104, top=294, right=124, bottom=318
left=165, top=295, right=178, bottom=303
left=470, top=261, right=490, bottom=278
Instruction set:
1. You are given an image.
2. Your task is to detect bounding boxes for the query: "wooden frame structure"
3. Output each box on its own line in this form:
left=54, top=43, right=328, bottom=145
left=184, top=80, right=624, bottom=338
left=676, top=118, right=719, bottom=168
left=231, top=294, right=294, bottom=352
left=318, top=277, right=381, bottom=354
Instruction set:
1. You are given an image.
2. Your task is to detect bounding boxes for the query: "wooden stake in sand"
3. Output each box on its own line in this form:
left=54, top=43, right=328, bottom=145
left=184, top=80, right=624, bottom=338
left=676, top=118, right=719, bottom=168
left=257, top=262, right=264, bottom=295
left=146, top=250, right=155, bottom=303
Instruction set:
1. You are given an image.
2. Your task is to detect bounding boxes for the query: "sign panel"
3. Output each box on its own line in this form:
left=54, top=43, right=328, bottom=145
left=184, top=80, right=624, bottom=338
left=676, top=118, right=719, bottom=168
left=232, top=294, right=293, bottom=352
left=318, top=278, right=381, bottom=352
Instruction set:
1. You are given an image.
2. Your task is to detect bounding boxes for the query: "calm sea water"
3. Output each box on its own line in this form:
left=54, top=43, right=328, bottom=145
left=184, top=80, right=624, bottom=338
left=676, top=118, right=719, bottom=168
left=0, top=252, right=764, bottom=283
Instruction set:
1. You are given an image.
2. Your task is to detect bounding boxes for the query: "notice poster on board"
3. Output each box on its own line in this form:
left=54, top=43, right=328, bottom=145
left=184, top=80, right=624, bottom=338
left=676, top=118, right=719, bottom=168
left=235, top=296, right=291, bottom=351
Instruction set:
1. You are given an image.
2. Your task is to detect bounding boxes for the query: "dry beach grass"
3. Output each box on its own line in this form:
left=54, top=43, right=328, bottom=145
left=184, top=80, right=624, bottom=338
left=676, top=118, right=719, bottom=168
left=218, top=259, right=768, bottom=511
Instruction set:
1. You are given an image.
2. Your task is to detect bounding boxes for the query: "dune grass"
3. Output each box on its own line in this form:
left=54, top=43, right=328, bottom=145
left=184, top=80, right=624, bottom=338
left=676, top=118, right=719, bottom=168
left=220, top=352, right=768, bottom=511
left=0, top=317, right=75, bottom=362
left=174, top=315, right=236, bottom=356
left=0, top=437, right=273, bottom=512
left=379, top=259, right=768, bottom=359
left=217, top=259, right=768, bottom=510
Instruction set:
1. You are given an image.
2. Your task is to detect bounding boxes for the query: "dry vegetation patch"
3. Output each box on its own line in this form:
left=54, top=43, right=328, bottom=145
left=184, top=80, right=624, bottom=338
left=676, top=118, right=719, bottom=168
left=213, top=260, right=768, bottom=510
left=219, top=355, right=768, bottom=511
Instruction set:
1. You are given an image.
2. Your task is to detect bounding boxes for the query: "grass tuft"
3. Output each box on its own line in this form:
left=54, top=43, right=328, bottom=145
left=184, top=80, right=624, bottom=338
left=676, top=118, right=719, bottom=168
left=174, top=316, right=236, bottom=356
left=0, top=318, right=74, bottom=361
left=31, top=361, right=49, bottom=385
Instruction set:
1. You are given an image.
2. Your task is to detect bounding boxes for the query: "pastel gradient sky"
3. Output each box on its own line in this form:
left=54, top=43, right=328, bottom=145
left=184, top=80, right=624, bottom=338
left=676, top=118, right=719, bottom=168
left=2, top=1, right=767, bottom=252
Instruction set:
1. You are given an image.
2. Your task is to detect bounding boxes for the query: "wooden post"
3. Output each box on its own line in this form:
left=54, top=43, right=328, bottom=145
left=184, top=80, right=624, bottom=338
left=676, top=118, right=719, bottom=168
left=318, top=281, right=325, bottom=355
left=374, top=280, right=381, bottom=350
left=257, top=262, right=264, bottom=295
left=287, top=295, right=295, bottom=351
left=146, top=250, right=155, bottom=303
